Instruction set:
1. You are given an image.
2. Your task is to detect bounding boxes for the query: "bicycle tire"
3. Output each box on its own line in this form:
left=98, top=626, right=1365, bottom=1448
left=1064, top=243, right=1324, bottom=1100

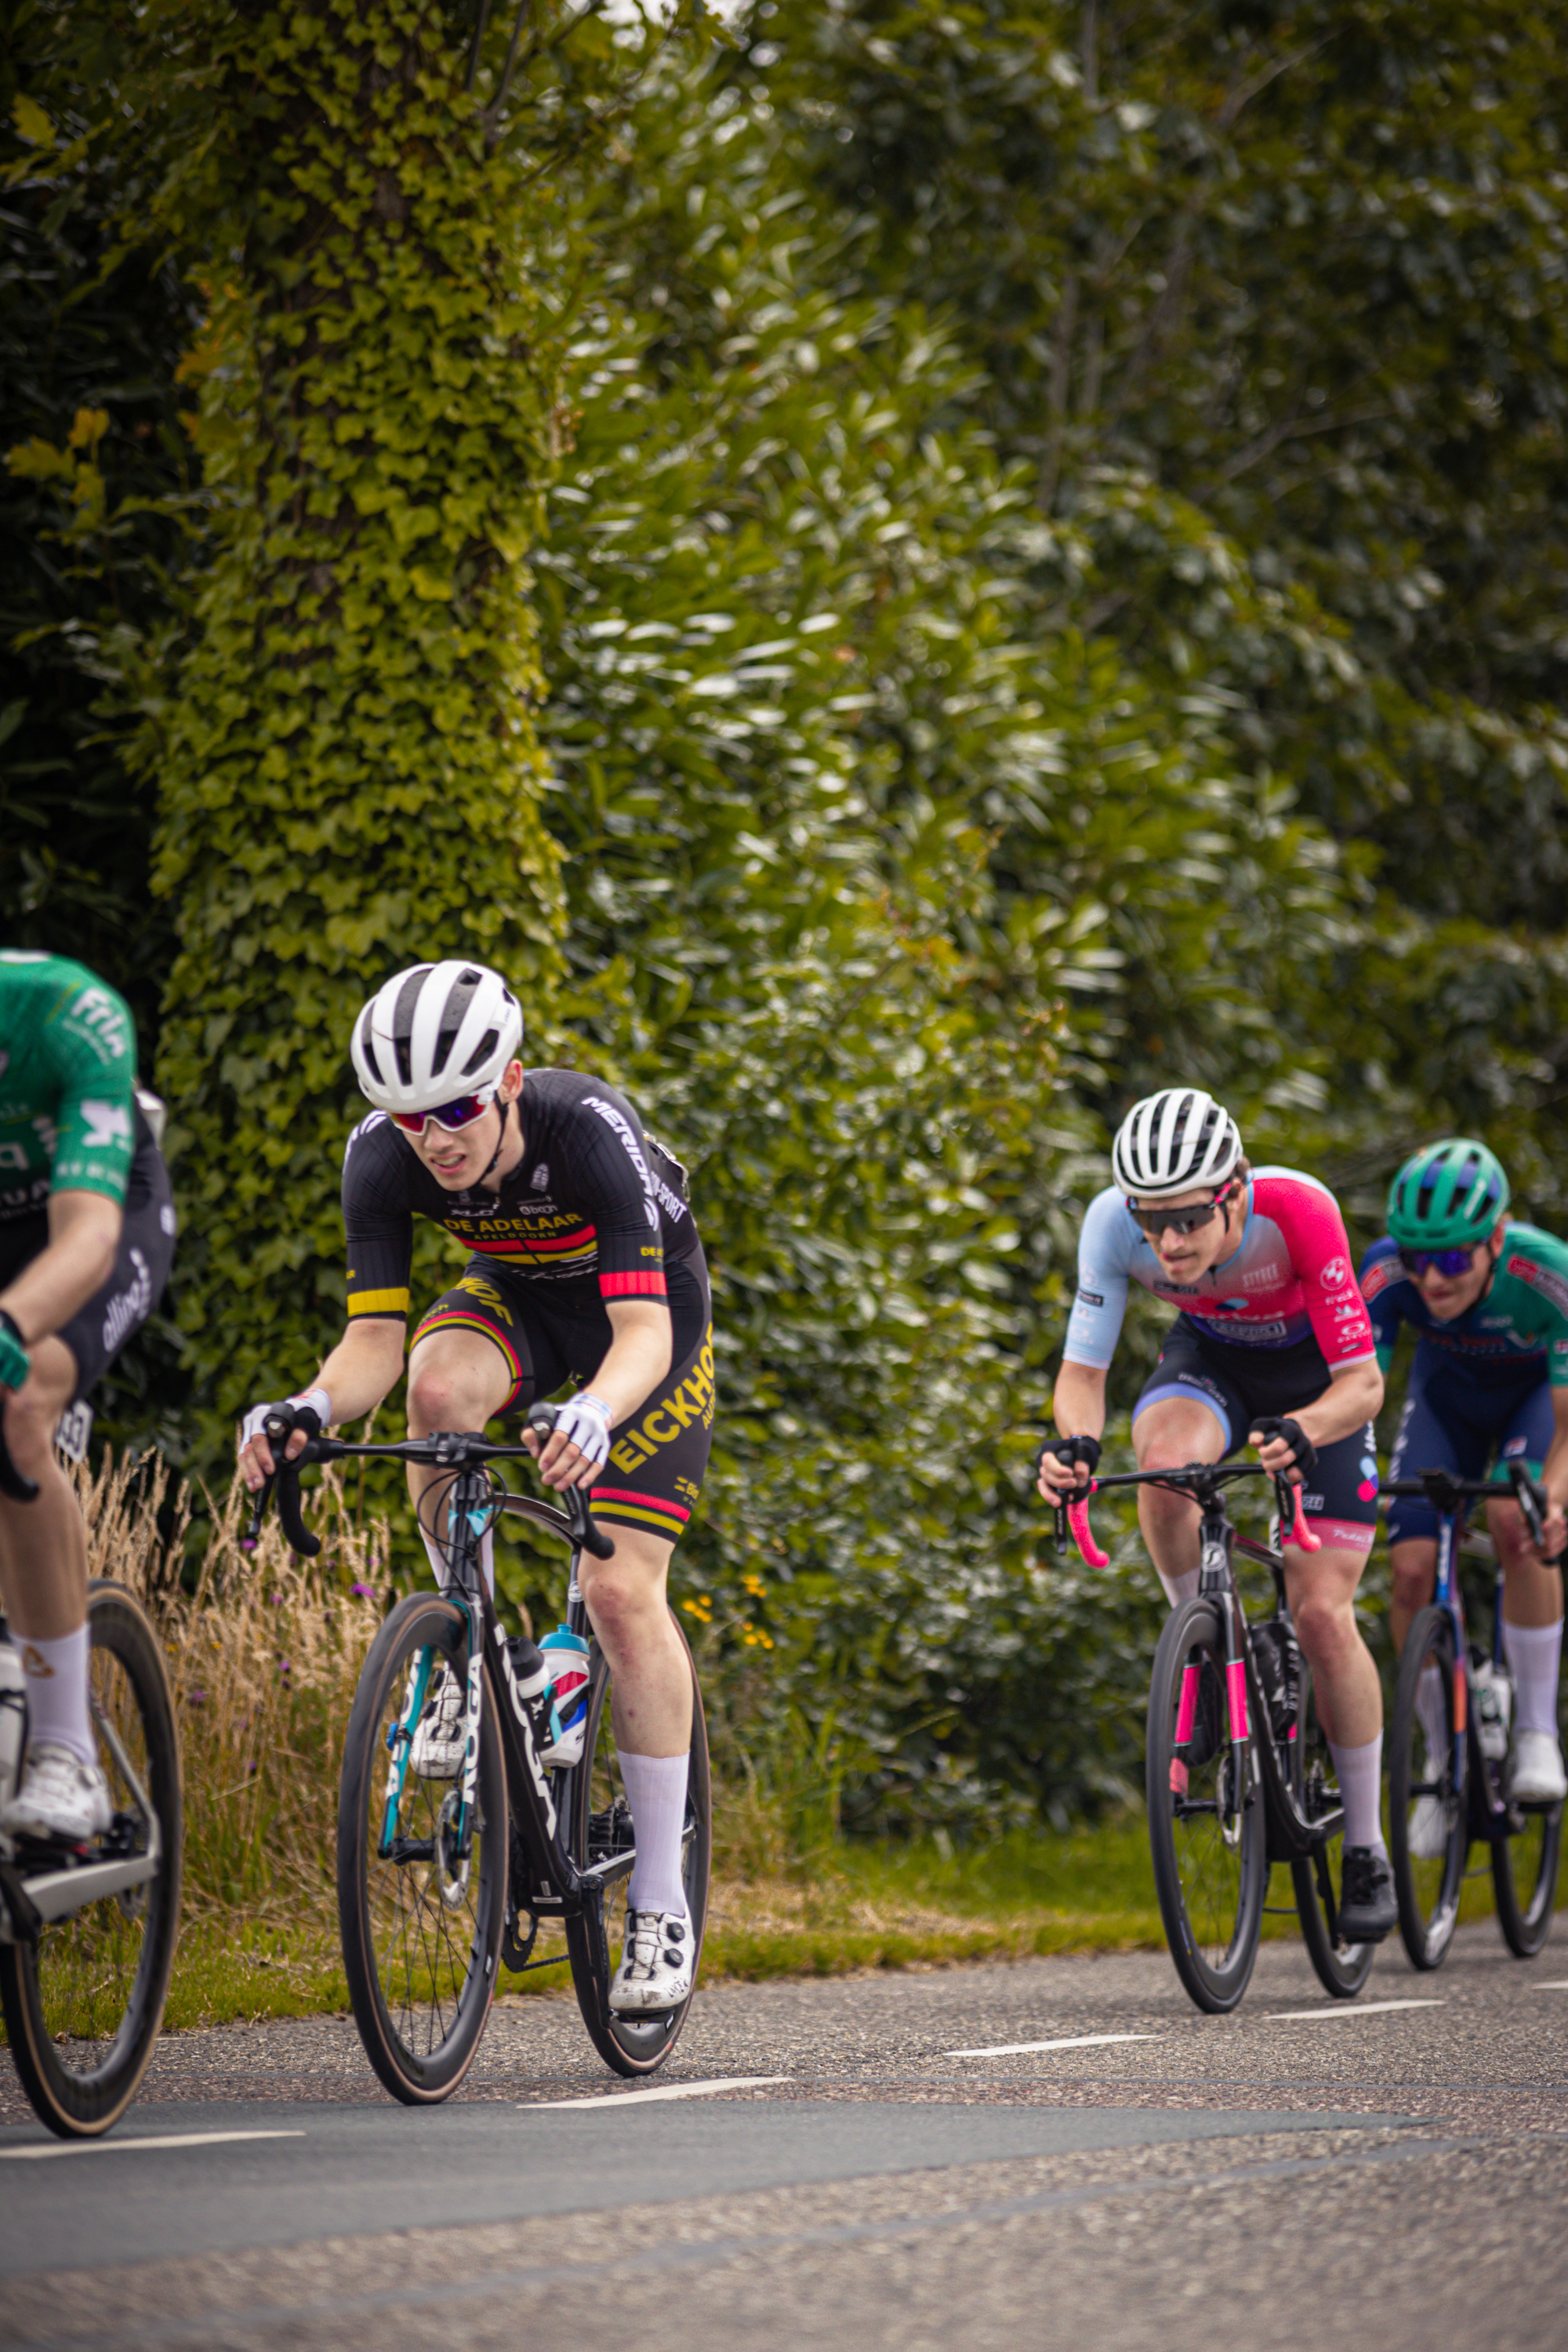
left=1146, top=1595, right=1265, bottom=2013
left=0, top=1580, right=182, bottom=2139
left=564, top=1613, right=711, bottom=2076
left=1492, top=1788, right=1562, bottom=1959
left=1388, top=1604, right=1467, bottom=1970
left=336, top=1592, right=506, bottom=2103
left=1289, top=1657, right=1374, bottom=1998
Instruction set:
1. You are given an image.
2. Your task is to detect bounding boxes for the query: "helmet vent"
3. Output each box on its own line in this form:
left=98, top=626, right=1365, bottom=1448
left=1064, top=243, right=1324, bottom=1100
left=391, top=967, right=430, bottom=1089
left=463, top=1028, right=499, bottom=1077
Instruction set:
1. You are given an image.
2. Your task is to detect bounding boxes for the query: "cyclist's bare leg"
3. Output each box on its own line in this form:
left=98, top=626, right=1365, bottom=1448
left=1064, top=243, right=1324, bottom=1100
left=1282, top=1542, right=1381, bottom=1748
left=1132, top=1395, right=1227, bottom=1597
left=1388, top=1537, right=1438, bottom=1652
left=577, top=1526, right=692, bottom=1758
left=1486, top=1494, right=1564, bottom=1630
left=0, top=1337, right=85, bottom=1641
left=405, top=1323, right=515, bottom=1559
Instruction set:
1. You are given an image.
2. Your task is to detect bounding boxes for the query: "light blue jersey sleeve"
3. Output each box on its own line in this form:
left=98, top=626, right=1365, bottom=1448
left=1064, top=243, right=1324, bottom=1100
left=1062, top=1185, right=1135, bottom=1369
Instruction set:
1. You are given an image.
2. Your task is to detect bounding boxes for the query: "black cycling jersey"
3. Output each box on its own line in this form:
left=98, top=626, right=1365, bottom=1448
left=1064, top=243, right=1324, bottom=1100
left=342, top=1067, right=700, bottom=1321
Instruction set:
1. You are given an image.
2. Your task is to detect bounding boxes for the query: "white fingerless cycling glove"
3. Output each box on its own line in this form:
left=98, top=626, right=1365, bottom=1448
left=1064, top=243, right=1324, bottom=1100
left=554, top=1392, right=613, bottom=1471
left=239, top=1388, right=331, bottom=1455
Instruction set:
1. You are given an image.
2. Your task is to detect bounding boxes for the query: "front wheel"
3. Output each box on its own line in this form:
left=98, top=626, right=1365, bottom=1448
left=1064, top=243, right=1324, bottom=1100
left=0, top=1581, right=182, bottom=2139
left=1388, top=1605, right=1467, bottom=1970
left=564, top=1614, right=710, bottom=2076
left=336, top=1593, right=506, bottom=2103
left=1289, top=1658, right=1375, bottom=1998
left=1146, top=1596, right=1265, bottom=2014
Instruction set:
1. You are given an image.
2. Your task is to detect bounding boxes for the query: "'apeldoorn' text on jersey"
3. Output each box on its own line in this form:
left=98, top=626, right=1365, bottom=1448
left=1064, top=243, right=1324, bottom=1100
left=1064, top=1168, right=1377, bottom=1370
left=343, top=1067, right=699, bottom=1319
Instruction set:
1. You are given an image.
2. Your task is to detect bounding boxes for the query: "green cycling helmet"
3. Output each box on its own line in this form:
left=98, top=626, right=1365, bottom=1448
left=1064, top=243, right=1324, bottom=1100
left=1386, top=1138, right=1510, bottom=1250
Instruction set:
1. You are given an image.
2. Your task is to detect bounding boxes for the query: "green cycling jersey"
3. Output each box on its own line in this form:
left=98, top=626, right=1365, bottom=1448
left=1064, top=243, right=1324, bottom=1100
left=1359, top=1223, right=1568, bottom=1387
left=0, top=951, right=140, bottom=1218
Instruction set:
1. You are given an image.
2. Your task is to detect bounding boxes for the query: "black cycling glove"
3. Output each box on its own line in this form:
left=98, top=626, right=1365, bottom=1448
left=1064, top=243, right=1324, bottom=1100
left=1040, top=1433, right=1102, bottom=1478
left=1250, top=1415, right=1317, bottom=1475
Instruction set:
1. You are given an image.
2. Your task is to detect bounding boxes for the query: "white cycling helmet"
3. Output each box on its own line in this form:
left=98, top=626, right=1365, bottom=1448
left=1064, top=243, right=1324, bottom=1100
left=350, top=961, right=522, bottom=1115
left=1111, top=1087, right=1242, bottom=1201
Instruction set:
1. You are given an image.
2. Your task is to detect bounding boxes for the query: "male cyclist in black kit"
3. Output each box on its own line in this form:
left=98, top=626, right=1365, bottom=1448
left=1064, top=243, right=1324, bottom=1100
left=238, top=962, right=713, bottom=2013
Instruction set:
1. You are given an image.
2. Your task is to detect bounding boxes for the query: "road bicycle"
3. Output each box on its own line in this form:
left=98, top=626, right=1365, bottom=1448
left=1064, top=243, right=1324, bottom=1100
left=249, top=1400, right=710, bottom=2103
left=0, top=1417, right=182, bottom=2138
left=1058, top=1461, right=1373, bottom=2013
left=1385, top=1463, right=1562, bottom=1970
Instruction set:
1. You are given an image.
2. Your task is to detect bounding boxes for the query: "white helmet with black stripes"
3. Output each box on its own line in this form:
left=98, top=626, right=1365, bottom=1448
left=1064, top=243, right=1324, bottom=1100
left=350, top=962, right=522, bottom=1115
left=1111, top=1087, right=1242, bottom=1201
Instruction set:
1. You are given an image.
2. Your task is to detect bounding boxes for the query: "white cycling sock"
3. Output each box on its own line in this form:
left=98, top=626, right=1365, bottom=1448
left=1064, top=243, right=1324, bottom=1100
left=420, top=1522, right=495, bottom=1599
left=622, top=1749, right=691, bottom=1918
left=1503, top=1617, right=1563, bottom=1739
left=1416, top=1661, right=1448, bottom=1760
left=16, top=1625, right=95, bottom=1766
left=1156, top=1568, right=1200, bottom=1609
left=1328, top=1733, right=1387, bottom=1856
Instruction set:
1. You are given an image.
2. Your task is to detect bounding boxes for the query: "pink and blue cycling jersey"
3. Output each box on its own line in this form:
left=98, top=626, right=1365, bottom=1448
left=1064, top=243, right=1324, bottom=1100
left=1064, top=1167, right=1378, bottom=1373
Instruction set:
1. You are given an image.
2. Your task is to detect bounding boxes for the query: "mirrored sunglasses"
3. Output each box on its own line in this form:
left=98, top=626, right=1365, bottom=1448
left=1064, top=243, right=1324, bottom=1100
left=389, top=1089, right=495, bottom=1135
left=1126, top=1185, right=1235, bottom=1238
left=1399, top=1246, right=1476, bottom=1279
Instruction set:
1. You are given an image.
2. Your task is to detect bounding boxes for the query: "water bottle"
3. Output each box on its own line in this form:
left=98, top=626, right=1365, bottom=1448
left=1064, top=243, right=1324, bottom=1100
left=1472, top=1653, right=1512, bottom=1762
left=539, top=1624, right=591, bottom=1769
left=0, top=1632, right=27, bottom=1813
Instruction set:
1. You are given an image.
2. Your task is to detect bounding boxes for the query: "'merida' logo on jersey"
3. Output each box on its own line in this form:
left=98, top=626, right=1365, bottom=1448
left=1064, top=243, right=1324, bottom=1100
left=585, top=1095, right=659, bottom=1230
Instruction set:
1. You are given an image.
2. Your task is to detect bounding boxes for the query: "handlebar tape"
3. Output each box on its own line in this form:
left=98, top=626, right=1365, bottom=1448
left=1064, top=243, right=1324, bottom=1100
left=1067, top=1491, right=1110, bottom=1571
left=528, top=1403, right=615, bottom=1560
left=263, top=1413, right=321, bottom=1559
left=1279, top=1475, right=1322, bottom=1555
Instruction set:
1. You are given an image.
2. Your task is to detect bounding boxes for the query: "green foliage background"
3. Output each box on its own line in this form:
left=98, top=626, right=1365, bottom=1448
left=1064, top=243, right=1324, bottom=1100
left=5, top=0, right=1568, bottom=1828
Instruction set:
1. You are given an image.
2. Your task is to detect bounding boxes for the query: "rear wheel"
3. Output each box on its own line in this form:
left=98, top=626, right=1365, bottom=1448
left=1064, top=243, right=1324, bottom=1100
left=1493, top=1792, right=1562, bottom=1959
left=336, top=1593, right=506, bottom=2103
left=564, top=1616, right=710, bottom=2076
left=1289, top=1657, right=1375, bottom=1998
left=1146, top=1597, right=1265, bottom=2014
left=1388, top=1605, right=1467, bottom=1970
left=0, top=1581, right=182, bottom=2138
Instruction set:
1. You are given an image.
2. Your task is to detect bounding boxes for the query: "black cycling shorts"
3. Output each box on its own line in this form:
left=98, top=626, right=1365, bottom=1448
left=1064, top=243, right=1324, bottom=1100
left=1132, top=1317, right=1379, bottom=1553
left=0, top=1147, right=176, bottom=1409
left=412, top=1242, right=713, bottom=1548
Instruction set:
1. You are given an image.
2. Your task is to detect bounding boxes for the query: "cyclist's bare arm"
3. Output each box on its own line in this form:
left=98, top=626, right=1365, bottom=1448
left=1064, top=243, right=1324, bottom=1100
left=1037, top=1359, right=1106, bottom=1499
left=529, top=1297, right=673, bottom=1489
left=1250, top=1356, right=1384, bottom=1473
left=0, top=1189, right=122, bottom=1353
left=239, top=1316, right=405, bottom=1486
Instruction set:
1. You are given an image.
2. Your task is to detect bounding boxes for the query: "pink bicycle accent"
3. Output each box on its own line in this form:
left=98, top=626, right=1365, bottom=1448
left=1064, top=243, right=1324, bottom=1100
left=1226, top=1657, right=1250, bottom=1742
left=1173, top=1663, right=1200, bottom=1746
left=1068, top=1493, right=1110, bottom=1570
left=1283, top=1481, right=1322, bottom=1554
left=1169, top=1757, right=1189, bottom=1795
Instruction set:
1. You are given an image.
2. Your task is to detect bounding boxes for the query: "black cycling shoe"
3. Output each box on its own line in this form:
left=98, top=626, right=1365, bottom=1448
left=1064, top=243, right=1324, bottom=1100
left=1181, top=1657, right=1225, bottom=1770
left=1337, top=1844, right=1398, bottom=1943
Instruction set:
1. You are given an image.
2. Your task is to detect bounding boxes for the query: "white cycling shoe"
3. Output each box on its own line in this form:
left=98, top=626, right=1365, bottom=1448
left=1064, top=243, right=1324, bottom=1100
left=1508, top=1730, right=1568, bottom=1805
left=409, top=1664, right=466, bottom=1781
left=0, top=1742, right=112, bottom=1844
left=608, top=1907, right=695, bottom=2014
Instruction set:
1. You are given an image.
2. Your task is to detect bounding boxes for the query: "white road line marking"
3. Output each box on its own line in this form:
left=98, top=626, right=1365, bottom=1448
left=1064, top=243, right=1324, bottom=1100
left=0, top=2128, right=305, bottom=2162
left=524, top=2074, right=792, bottom=2111
left=1265, top=1999, right=1444, bottom=2022
left=946, top=2033, right=1161, bottom=2058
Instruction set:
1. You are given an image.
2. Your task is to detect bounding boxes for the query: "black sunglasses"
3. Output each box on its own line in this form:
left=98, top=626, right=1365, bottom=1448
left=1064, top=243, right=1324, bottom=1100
left=1127, top=1182, right=1239, bottom=1238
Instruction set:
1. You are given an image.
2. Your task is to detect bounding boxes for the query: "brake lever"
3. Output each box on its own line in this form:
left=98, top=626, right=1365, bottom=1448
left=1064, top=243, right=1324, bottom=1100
left=263, top=1413, right=322, bottom=1559
left=1508, top=1457, right=1550, bottom=1552
left=1066, top=1484, right=1109, bottom=1570
left=241, top=1473, right=274, bottom=1554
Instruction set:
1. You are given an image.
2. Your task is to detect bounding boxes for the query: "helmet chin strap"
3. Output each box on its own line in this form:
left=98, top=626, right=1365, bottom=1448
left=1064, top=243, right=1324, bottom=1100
left=478, top=1090, right=515, bottom=1187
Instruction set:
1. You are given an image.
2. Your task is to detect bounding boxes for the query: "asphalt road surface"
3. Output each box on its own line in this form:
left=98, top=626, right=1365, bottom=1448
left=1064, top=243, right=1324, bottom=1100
left=5, top=1921, right=1568, bottom=2351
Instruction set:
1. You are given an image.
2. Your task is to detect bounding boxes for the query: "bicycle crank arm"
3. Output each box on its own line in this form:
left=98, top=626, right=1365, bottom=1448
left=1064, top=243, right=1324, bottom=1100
left=576, top=1846, right=637, bottom=1893
left=8, top=1849, right=159, bottom=1930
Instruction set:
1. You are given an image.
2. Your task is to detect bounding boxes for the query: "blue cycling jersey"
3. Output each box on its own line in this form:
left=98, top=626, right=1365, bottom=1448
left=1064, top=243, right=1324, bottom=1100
left=1358, top=1225, right=1568, bottom=1389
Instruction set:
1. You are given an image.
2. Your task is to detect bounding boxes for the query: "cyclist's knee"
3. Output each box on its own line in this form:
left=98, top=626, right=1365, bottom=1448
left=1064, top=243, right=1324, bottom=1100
left=1487, top=1501, right=1536, bottom=1575
left=406, top=1356, right=500, bottom=1436
left=3, top=1339, right=78, bottom=1472
left=1293, top=1588, right=1358, bottom=1668
left=1388, top=1539, right=1437, bottom=1617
